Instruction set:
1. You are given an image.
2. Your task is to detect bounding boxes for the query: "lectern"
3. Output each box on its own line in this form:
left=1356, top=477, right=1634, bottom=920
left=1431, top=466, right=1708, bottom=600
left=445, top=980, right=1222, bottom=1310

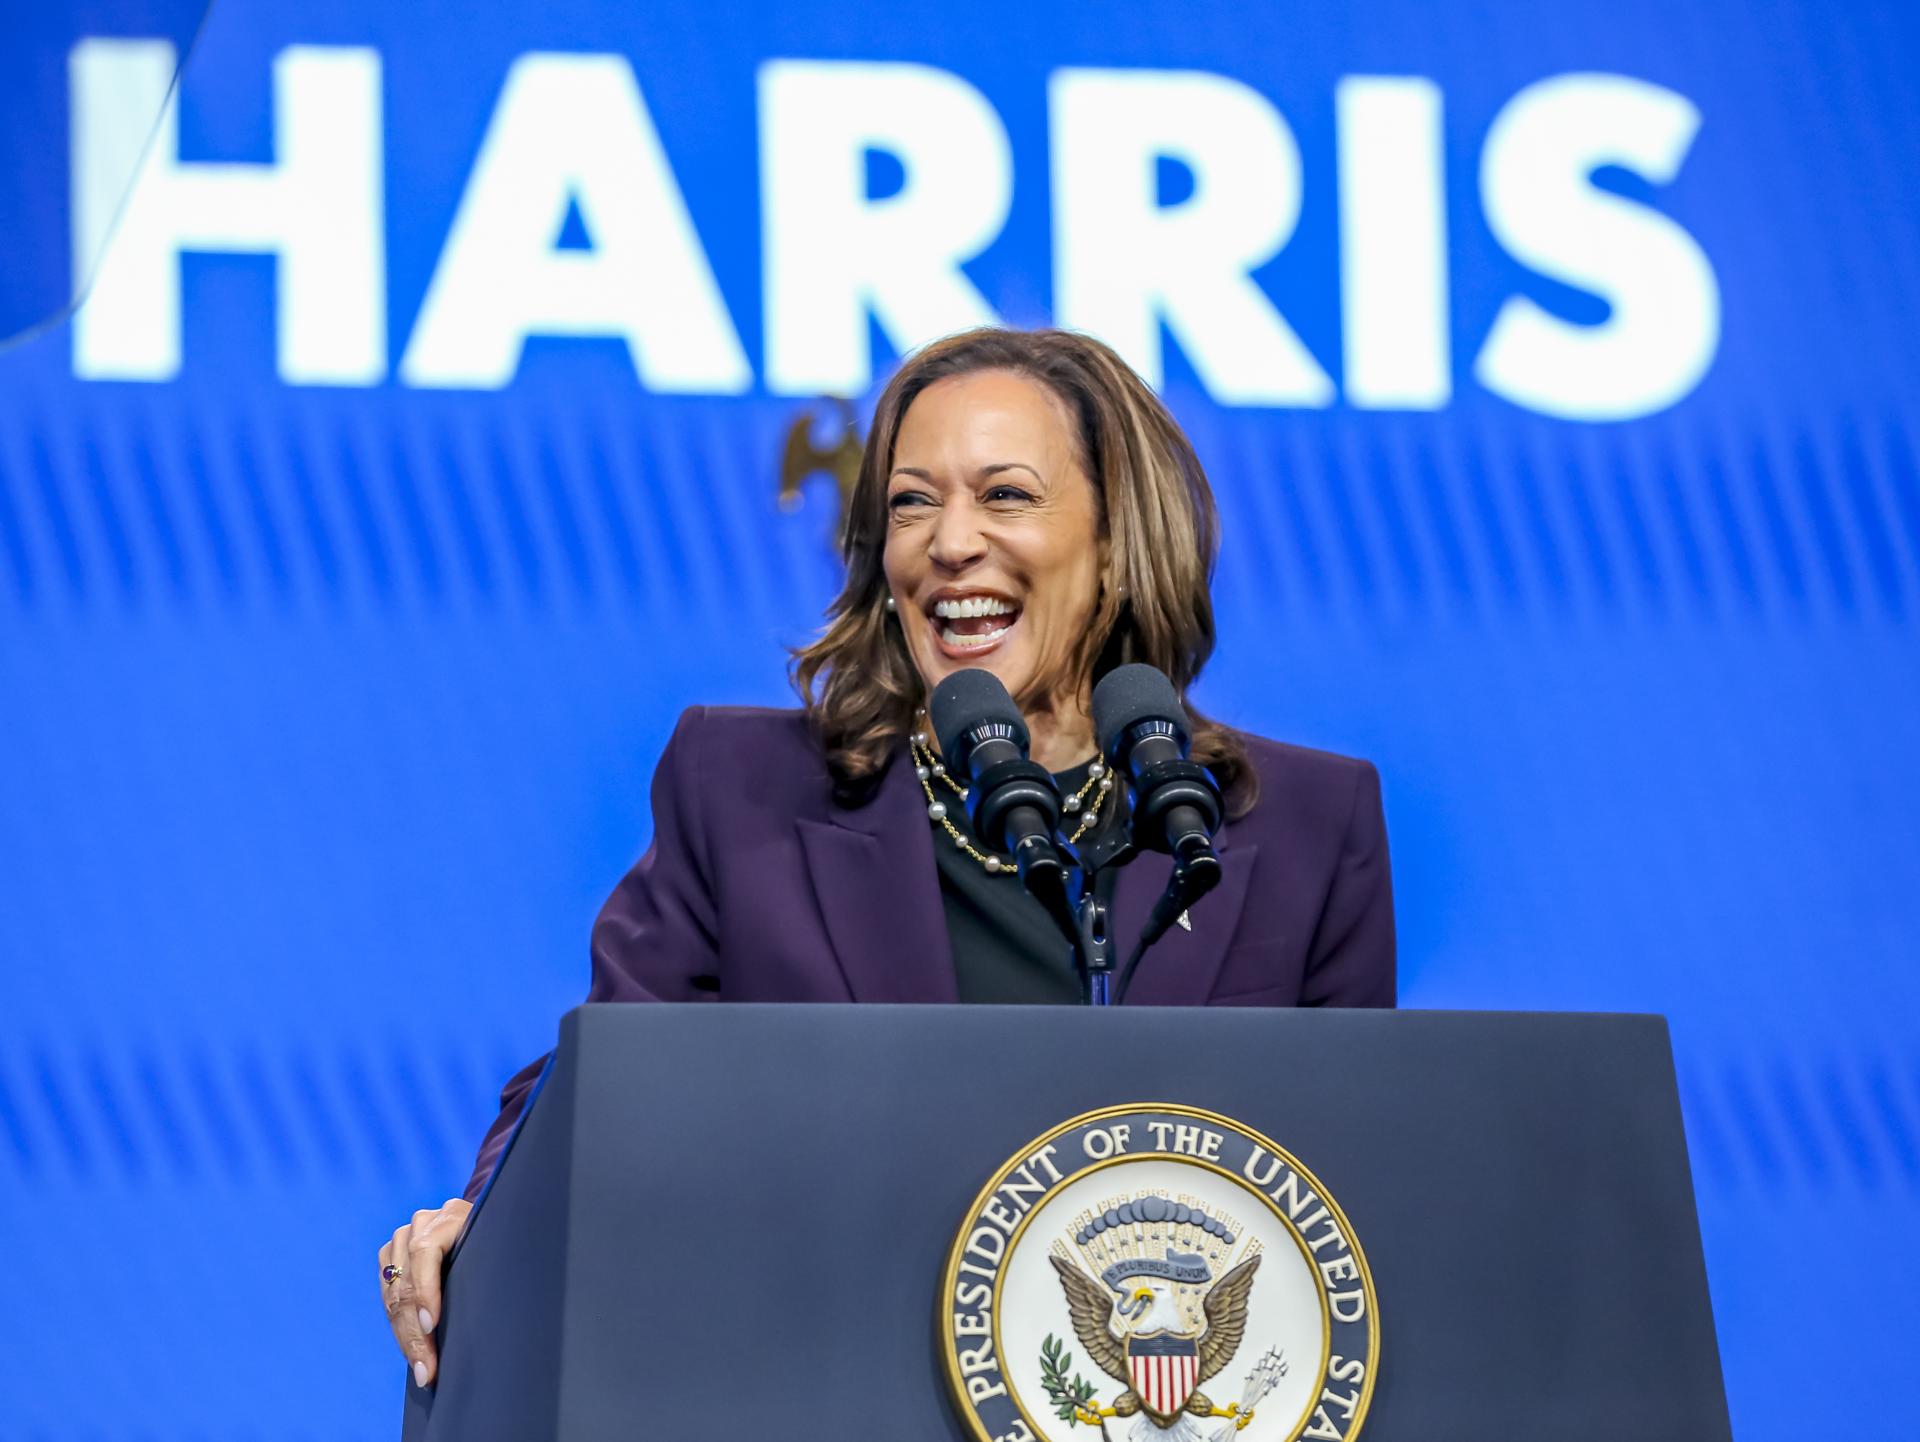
left=402, top=1006, right=1729, bottom=1441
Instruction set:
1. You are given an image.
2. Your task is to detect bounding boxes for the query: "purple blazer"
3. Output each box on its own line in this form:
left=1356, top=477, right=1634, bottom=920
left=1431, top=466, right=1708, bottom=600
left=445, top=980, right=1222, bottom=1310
left=463, top=705, right=1394, bottom=1197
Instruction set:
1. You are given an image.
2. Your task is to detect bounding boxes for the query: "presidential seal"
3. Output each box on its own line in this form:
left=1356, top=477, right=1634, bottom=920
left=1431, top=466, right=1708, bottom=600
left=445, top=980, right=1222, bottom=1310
left=941, top=1105, right=1378, bottom=1442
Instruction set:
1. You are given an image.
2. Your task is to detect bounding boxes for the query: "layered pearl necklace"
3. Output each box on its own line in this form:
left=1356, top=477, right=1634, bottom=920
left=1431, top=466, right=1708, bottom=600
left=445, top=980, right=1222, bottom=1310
left=908, top=720, right=1115, bottom=877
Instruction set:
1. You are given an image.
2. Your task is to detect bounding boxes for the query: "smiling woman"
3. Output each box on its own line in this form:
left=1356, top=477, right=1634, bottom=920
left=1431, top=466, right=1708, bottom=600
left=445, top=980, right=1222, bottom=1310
left=794, top=328, right=1251, bottom=796
left=375, top=328, right=1395, bottom=1393
left=884, top=370, right=1111, bottom=769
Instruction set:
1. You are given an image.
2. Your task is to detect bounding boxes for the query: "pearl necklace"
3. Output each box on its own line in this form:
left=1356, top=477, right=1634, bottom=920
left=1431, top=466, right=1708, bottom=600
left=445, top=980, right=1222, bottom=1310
left=908, top=726, right=1114, bottom=876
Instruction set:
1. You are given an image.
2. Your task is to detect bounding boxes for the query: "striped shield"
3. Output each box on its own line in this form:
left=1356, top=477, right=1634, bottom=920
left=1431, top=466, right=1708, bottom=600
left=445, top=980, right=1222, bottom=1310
left=1127, top=1333, right=1200, bottom=1420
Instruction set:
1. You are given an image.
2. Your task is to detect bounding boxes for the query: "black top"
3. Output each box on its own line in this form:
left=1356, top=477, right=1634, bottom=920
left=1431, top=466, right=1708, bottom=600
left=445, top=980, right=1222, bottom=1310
left=935, top=757, right=1125, bottom=1004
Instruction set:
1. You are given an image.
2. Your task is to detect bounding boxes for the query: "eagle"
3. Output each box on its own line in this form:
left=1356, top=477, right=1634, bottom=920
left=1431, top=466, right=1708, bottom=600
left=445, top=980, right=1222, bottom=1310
left=1049, top=1251, right=1262, bottom=1433
left=775, top=396, right=863, bottom=542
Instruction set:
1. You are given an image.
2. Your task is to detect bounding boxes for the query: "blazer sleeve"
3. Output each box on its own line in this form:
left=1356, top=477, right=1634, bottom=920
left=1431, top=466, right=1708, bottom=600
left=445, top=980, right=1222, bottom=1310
left=461, top=706, right=722, bottom=1200
left=1299, top=759, right=1396, bottom=1008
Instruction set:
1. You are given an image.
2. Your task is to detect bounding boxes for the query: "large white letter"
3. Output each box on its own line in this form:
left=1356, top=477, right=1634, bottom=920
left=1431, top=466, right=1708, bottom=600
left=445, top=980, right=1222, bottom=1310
left=759, top=60, right=1010, bottom=396
left=71, top=40, right=385, bottom=383
left=401, top=53, right=748, bottom=393
left=1337, top=76, right=1451, bottom=409
left=1474, top=73, right=1719, bottom=420
left=1049, top=68, right=1333, bottom=405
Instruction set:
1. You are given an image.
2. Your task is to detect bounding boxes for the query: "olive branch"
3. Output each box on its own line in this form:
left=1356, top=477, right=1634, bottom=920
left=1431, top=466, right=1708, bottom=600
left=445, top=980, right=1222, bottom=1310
left=1038, top=1333, right=1100, bottom=1424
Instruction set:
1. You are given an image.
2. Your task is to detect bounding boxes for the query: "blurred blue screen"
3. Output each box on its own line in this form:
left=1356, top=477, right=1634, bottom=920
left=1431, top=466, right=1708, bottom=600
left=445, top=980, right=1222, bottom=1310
left=2, top=0, right=1917, bottom=1436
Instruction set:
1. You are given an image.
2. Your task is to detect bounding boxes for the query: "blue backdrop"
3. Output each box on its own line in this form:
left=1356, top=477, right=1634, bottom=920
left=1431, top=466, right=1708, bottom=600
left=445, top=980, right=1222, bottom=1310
left=2, top=0, right=1917, bottom=1436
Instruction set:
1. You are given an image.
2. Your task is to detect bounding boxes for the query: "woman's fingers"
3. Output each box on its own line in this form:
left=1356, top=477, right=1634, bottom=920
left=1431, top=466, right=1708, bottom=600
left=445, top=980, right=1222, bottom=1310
left=384, top=1219, right=435, bottom=1387
left=407, top=1199, right=473, bottom=1365
left=378, top=1199, right=476, bottom=1390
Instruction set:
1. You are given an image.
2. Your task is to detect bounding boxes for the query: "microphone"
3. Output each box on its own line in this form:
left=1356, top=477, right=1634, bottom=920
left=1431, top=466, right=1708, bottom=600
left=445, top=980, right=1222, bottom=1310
left=928, top=669, right=1069, bottom=904
left=1092, top=664, right=1223, bottom=865
left=1093, top=665, right=1225, bottom=999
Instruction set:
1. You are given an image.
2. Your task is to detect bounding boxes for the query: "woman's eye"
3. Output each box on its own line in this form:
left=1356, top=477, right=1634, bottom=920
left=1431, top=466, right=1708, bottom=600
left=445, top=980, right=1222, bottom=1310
left=888, top=491, right=934, bottom=510
left=986, top=485, right=1033, bottom=504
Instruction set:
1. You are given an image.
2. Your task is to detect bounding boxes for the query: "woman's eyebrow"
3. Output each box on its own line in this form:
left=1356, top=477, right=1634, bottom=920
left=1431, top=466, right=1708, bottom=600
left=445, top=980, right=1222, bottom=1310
left=889, top=462, right=1042, bottom=482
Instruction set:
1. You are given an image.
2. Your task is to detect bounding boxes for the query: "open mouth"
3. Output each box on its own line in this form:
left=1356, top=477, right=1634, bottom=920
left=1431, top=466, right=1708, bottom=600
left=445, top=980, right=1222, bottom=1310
left=929, top=593, right=1021, bottom=653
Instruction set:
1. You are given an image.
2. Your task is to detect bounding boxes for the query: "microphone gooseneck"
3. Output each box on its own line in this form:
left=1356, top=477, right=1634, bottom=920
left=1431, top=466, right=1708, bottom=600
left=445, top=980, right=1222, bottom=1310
left=927, top=669, right=1070, bottom=913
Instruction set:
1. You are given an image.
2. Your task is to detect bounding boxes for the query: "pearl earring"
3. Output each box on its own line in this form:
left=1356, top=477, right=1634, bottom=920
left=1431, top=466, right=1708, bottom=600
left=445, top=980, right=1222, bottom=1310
left=884, top=595, right=897, bottom=612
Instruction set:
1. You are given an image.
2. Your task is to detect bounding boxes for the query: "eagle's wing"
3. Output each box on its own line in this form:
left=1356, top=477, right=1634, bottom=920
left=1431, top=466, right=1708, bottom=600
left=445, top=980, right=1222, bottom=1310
left=778, top=413, right=827, bottom=508
left=1196, top=1255, right=1263, bottom=1383
left=1048, top=1254, right=1131, bottom=1387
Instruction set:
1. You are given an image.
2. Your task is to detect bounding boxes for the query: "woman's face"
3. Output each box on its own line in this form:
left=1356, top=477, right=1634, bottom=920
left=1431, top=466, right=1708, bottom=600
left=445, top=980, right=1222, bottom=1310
left=883, top=369, right=1104, bottom=712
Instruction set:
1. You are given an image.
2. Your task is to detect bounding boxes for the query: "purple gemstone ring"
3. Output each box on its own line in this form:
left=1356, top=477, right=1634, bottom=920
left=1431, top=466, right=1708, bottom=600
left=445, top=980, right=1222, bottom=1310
left=382, top=1263, right=404, bottom=1285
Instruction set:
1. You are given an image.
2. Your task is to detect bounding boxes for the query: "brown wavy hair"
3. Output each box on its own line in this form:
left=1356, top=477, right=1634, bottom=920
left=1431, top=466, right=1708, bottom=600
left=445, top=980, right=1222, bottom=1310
left=790, top=327, right=1254, bottom=814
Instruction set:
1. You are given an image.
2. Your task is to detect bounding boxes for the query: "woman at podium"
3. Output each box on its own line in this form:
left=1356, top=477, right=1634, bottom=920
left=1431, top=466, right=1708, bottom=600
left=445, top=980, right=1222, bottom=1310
left=377, top=326, right=1395, bottom=1388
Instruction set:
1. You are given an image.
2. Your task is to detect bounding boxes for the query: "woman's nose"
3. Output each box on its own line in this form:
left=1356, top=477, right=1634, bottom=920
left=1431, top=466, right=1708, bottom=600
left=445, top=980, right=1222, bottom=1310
left=927, top=497, right=988, bottom=570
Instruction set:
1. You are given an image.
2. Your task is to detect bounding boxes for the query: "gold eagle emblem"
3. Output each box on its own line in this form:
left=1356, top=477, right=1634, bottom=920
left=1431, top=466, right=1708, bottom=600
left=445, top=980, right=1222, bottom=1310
left=1041, top=1194, right=1285, bottom=1435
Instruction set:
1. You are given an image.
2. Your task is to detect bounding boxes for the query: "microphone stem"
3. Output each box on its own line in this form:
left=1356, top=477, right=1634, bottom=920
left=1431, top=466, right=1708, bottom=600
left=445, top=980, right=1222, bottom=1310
left=1076, top=888, right=1115, bottom=1006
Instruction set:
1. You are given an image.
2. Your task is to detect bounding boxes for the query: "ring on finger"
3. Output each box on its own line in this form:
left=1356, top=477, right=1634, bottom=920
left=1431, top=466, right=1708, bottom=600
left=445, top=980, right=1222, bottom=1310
left=382, top=1262, right=406, bottom=1285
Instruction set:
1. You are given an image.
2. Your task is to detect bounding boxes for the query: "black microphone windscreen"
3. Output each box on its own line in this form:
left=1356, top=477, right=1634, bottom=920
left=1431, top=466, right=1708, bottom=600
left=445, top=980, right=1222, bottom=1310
left=929, top=668, right=1028, bottom=775
left=1092, top=664, right=1190, bottom=759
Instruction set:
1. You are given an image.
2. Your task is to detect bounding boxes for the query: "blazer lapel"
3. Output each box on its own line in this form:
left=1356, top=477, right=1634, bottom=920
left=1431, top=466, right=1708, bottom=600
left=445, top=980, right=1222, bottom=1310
left=796, top=753, right=957, bottom=1003
left=1110, top=832, right=1257, bottom=1006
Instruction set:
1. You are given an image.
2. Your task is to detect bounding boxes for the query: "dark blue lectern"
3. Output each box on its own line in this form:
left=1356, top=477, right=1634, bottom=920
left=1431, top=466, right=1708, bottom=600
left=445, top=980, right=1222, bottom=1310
left=401, top=1006, right=1730, bottom=1441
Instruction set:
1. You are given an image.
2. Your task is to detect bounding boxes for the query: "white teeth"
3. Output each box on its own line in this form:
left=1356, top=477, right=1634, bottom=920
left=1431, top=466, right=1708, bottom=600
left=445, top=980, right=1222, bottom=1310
left=941, top=623, right=1012, bottom=647
left=933, top=596, right=1015, bottom=619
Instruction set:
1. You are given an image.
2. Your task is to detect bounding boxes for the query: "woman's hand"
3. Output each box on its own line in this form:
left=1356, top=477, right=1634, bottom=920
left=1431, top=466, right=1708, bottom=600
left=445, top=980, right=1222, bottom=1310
left=378, top=1197, right=472, bottom=1388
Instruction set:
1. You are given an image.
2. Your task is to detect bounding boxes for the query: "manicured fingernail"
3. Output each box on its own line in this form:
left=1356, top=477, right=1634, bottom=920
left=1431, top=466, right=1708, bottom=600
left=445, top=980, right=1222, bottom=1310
left=418, top=1308, right=434, bottom=1334
left=413, top=1360, right=429, bottom=1388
